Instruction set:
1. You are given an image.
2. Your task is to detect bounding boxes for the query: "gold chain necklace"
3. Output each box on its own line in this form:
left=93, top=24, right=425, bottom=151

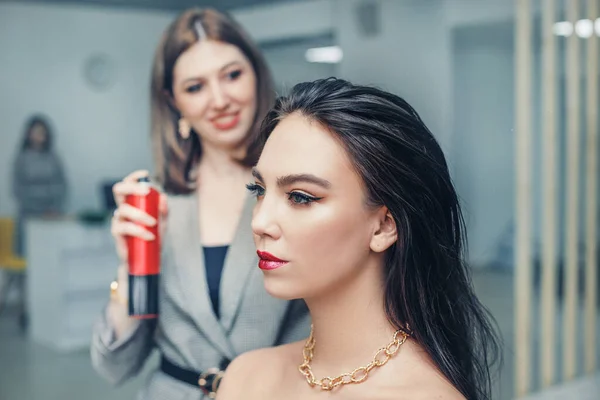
left=298, top=325, right=409, bottom=391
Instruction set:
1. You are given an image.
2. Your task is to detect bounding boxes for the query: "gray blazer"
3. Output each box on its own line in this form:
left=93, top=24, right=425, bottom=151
left=91, top=193, right=311, bottom=400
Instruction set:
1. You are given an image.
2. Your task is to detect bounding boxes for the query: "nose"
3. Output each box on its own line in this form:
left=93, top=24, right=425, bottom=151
left=209, top=81, right=228, bottom=110
left=251, top=196, right=282, bottom=241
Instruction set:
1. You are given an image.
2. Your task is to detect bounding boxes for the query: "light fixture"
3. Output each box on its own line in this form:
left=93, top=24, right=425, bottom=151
left=553, top=18, right=600, bottom=37
left=305, top=46, right=343, bottom=64
left=575, top=18, right=594, bottom=38
left=553, top=21, right=574, bottom=36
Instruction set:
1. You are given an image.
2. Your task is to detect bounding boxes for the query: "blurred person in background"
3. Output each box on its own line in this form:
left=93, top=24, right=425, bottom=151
left=90, top=8, right=310, bottom=400
left=12, top=114, right=68, bottom=257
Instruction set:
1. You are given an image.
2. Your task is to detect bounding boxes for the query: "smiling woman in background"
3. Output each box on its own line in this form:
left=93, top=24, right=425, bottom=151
left=90, top=8, right=309, bottom=400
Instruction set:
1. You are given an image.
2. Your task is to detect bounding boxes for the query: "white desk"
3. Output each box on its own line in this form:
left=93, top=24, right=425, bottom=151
left=26, top=217, right=117, bottom=352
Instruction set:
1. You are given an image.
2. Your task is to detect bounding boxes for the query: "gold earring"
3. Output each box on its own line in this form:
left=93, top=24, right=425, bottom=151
left=178, top=118, right=191, bottom=139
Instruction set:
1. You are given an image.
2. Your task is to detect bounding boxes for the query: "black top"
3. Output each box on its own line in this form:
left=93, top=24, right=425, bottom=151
left=202, top=245, right=229, bottom=318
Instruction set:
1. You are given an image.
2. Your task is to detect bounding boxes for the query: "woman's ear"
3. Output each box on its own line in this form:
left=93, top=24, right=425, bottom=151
left=370, top=207, right=397, bottom=253
left=163, top=89, right=178, bottom=112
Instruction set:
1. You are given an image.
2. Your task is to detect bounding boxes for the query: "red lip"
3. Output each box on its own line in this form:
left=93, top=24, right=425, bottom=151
left=257, top=250, right=288, bottom=271
left=211, top=112, right=240, bottom=131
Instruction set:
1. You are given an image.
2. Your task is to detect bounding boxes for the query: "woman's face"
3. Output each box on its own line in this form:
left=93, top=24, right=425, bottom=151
left=249, top=113, right=393, bottom=300
left=28, top=123, right=48, bottom=150
left=172, top=39, right=257, bottom=151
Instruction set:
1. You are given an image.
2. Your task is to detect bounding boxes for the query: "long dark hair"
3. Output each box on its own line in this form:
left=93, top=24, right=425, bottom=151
left=151, top=8, right=275, bottom=194
left=21, top=115, right=53, bottom=152
left=259, top=78, right=501, bottom=400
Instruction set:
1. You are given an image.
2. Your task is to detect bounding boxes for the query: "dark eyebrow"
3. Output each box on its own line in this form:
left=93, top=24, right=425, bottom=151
left=252, top=168, right=331, bottom=189
left=251, top=168, right=264, bottom=182
left=219, top=61, right=242, bottom=72
left=277, top=174, right=331, bottom=189
left=182, top=62, right=242, bottom=84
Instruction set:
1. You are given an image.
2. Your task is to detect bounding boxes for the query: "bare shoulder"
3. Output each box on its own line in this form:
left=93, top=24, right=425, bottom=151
left=216, top=348, right=273, bottom=399
left=216, top=341, right=304, bottom=400
left=406, top=383, right=466, bottom=400
left=225, top=340, right=303, bottom=376
left=391, top=339, right=467, bottom=400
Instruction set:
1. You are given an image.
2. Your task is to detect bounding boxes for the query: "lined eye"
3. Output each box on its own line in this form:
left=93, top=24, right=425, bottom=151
left=227, top=70, right=242, bottom=80
left=287, top=191, right=321, bottom=205
left=246, top=183, right=265, bottom=198
left=185, top=83, right=203, bottom=93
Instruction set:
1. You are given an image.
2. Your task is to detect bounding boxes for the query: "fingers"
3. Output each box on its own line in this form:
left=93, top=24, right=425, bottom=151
left=111, top=204, right=156, bottom=242
left=114, top=235, right=128, bottom=262
left=115, top=203, right=157, bottom=226
left=113, top=182, right=151, bottom=206
left=123, top=170, right=150, bottom=183
left=117, top=263, right=128, bottom=285
left=112, top=170, right=151, bottom=206
left=111, top=219, right=155, bottom=241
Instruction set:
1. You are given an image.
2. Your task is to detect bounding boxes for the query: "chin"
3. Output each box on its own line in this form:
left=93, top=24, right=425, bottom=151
left=202, top=120, right=252, bottom=150
left=262, top=275, right=303, bottom=301
left=212, top=128, right=247, bottom=147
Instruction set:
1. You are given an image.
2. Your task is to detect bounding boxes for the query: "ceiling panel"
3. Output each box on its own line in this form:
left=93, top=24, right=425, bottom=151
left=0, top=0, right=304, bottom=12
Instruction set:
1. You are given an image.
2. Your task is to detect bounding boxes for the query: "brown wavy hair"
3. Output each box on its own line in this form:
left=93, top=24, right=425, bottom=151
left=151, top=8, right=275, bottom=194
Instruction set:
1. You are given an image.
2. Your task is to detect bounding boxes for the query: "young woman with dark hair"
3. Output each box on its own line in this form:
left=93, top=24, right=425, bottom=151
left=219, top=78, right=501, bottom=400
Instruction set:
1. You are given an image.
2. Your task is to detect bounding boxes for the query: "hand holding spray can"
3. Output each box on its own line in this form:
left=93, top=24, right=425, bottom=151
left=125, top=177, right=160, bottom=319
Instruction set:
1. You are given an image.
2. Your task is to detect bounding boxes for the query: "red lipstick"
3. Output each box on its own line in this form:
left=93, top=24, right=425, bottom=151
left=211, top=112, right=240, bottom=131
left=257, top=250, right=288, bottom=271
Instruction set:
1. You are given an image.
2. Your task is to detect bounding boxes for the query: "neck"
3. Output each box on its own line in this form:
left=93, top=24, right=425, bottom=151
left=197, top=141, right=248, bottom=181
left=304, top=254, right=398, bottom=376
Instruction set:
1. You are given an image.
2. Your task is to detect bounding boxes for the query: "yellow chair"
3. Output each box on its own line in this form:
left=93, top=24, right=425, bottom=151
left=0, top=217, right=27, bottom=321
left=0, top=218, right=26, bottom=272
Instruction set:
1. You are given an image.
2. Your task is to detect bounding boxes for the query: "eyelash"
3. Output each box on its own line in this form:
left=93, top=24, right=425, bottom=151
left=184, top=70, right=242, bottom=93
left=246, top=183, right=265, bottom=198
left=245, top=183, right=322, bottom=206
left=185, top=83, right=203, bottom=93
left=227, top=69, right=242, bottom=80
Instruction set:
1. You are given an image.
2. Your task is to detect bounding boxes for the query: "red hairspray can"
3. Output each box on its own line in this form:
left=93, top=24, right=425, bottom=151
left=125, top=177, right=160, bottom=319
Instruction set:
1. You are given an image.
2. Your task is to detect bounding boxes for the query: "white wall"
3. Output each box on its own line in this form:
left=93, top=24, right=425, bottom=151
left=0, top=3, right=173, bottom=215
left=261, top=38, right=338, bottom=95
left=234, top=0, right=333, bottom=42
left=452, top=23, right=516, bottom=267
left=445, top=0, right=516, bottom=28
left=335, top=0, right=453, bottom=154
left=237, top=0, right=338, bottom=97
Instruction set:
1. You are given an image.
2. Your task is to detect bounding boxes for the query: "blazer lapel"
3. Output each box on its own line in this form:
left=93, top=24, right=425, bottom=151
left=168, top=194, right=234, bottom=360
left=219, top=195, right=290, bottom=340
left=219, top=195, right=260, bottom=333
